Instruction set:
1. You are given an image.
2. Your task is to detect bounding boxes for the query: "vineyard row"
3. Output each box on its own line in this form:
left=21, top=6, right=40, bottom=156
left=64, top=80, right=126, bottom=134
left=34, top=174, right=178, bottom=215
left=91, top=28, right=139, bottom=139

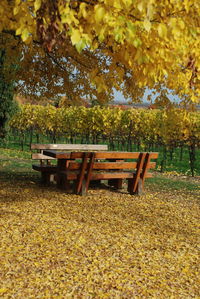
left=8, top=104, right=200, bottom=176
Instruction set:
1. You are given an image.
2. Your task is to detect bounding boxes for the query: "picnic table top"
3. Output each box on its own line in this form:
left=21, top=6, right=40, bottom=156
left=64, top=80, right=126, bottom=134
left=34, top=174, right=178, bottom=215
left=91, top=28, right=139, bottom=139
left=43, top=150, right=71, bottom=159
left=31, top=143, right=108, bottom=150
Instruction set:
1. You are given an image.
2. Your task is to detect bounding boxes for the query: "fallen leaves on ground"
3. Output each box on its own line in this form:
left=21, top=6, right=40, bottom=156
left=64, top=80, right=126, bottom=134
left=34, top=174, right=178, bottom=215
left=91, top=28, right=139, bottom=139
left=0, top=179, right=199, bottom=298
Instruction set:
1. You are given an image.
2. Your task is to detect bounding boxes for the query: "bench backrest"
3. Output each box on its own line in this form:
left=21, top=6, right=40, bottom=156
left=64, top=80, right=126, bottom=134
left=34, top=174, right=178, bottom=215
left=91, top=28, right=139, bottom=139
left=31, top=144, right=108, bottom=160
left=66, top=151, right=158, bottom=195
left=67, top=151, right=158, bottom=172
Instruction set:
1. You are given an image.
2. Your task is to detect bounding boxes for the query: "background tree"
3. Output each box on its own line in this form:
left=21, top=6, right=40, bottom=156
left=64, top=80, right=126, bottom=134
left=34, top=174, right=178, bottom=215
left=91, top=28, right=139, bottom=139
left=0, top=34, right=19, bottom=137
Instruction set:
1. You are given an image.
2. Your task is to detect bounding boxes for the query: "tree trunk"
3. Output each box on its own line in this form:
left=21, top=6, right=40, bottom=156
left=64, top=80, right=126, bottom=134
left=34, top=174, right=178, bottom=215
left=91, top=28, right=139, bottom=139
left=189, top=143, right=196, bottom=177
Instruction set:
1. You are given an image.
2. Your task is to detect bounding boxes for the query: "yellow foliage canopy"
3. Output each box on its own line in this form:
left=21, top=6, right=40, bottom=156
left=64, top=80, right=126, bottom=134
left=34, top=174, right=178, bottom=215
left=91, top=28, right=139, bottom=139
left=1, top=0, right=200, bottom=103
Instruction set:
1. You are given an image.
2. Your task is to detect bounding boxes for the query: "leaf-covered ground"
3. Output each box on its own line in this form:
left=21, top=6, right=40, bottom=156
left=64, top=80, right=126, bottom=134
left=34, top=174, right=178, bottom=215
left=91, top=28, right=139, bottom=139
left=0, top=174, right=199, bottom=298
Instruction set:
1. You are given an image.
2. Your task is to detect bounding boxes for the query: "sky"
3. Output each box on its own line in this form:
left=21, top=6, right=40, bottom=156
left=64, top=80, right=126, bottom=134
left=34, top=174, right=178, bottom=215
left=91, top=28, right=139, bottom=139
left=114, top=88, right=181, bottom=104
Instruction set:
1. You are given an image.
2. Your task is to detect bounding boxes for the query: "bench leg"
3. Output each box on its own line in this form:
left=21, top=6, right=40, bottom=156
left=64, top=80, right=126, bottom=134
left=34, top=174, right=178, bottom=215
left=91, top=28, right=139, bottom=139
left=136, top=178, right=143, bottom=195
left=128, top=178, right=143, bottom=195
left=75, top=179, right=87, bottom=196
left=41, top=172, right=51, bottom=185
left=58, top=174, right=71, bottom=191
left=56, top=173, right=62, bottom=188
left=108, top=179, right=123, bottom=189
left=90, top=180, right=101, bottom=187
left=62, top=179, right=71, bottom=191
left=80, top=179, right=86, bottom=196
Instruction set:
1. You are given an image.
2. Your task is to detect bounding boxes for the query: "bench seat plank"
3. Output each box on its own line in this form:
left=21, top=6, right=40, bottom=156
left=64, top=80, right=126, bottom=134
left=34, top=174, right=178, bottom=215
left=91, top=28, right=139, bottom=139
left=60, top=170, right=153, bottom=180
left=70, top=151, right=158, bottom=160
left=68, top=161, right=157, bottom=170
left=42, top=150, right=158, bottom=160
left=32, top=164, right=57, bottom=172
left=32, top=153, right=55, bottom=160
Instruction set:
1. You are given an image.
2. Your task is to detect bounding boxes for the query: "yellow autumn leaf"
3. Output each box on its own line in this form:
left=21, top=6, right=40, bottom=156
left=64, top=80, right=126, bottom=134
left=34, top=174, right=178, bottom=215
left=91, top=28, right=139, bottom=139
left=13, top=6, right=20, bottom=15
left=172, top=25, right=181, bottom=37
left=0, top=288, right=8, bottom=295
left=94, top=5, right=105, bottom=23
left=158, top=23, right=167, bottom=38
left=178, top=19, right=185, bottom=30
left=79, top=3, right=87, bottom=18
left=143, top=19, right=151, bottom=32
left=21, top=28, right=29, bottom=42
left=113, top=0, right=122, bottom=9
left=34, top=0, right=41, bottom=12
left=16, top=27, right=22, bottom=35
left=137, top=2, right=143, bottom=12
left=122, top=0, right=132, bottom=7
left=71, top=29, right=81, bottom=45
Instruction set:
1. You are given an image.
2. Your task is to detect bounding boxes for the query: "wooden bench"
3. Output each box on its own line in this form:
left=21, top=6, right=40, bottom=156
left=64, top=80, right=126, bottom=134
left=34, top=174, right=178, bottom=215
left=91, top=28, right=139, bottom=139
left=57, top=151, right=159, bottom=195
left=31, top=144, right=108, bottom=184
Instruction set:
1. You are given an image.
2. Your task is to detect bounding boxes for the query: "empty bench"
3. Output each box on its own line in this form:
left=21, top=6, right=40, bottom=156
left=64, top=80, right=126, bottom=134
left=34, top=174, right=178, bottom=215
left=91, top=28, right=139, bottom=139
left=57, top=151, right=159, bottom=195
left=31, top=144, right=108, bottom=184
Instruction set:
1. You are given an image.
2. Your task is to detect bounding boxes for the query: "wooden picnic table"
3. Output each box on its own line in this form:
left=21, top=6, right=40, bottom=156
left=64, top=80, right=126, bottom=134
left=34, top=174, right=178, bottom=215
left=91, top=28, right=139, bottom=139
left=32, top=144, right=107, bottom=184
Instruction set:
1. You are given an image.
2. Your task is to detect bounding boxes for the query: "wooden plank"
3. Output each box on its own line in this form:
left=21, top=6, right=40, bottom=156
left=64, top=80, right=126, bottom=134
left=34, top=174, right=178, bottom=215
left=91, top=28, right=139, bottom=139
left=91, top=152, right=158, bottom=159
left=91, top=172, right=153, bottom=180
left=32, top=153, right=55, bottom=160
left=32, top=164, right=57, bottom=172
left=132, top=153, right=146, bottom=194
left=76, top=153, right=90, bottom=194
left=68, top=161, right=157, bottom=170
left=85, top=153, right=95, bottom=192
left=43, top=150, right=71, bottom=159
left=31, top=143, right=108, bottom=150
left=44, top=151, right=139, bottom=160
left=92, top=152, right=141, bottom=159
left=69, top=151, right=140, bottom=159
left=59, top=171, right=153, bottom=180
left=140, top=153, right=151, bottom=188
left=67, top=151, right=159, bottom=160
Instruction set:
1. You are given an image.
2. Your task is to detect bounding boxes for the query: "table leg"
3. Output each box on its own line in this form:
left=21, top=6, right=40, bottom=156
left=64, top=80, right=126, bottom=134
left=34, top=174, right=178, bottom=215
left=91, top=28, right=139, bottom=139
left=57, top=159, right=71, bottom=190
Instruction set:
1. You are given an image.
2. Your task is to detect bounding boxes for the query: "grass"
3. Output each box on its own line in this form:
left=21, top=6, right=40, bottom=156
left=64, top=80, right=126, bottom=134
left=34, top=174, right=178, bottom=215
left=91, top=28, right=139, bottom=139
left=0, top=148, right=32, bottom=175
left=147, top=175, right=200, bottom=193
